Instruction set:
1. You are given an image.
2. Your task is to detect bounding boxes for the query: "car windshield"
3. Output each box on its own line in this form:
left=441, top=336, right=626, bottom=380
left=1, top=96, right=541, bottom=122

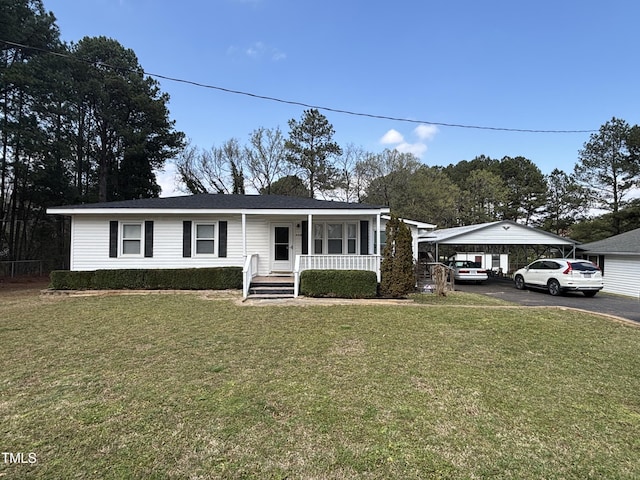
left=453, top=261, right=480, bottom=268
left=570, top=261, right=599, bottom=272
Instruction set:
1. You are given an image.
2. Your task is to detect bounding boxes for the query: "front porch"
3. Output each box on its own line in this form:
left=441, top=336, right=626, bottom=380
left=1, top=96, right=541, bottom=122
left=239, top=209, right=387, bottom=299
left=243, top=254, right=381, bottom=299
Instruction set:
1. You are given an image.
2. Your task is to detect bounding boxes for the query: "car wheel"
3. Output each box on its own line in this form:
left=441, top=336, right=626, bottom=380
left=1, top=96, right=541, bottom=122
left=583, top=291, right=598, bottom=297
left=514, top=275, right=525, bottom=290
left=548, top=279, right=562, bottom=296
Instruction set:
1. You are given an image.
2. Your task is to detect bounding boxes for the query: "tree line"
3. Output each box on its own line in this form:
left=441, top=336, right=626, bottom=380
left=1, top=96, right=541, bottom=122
left=1, top=0, right=184, bottom=266
left=2, top=1, right=640, bottom=269
left=177, top=113, right=640, bottom=243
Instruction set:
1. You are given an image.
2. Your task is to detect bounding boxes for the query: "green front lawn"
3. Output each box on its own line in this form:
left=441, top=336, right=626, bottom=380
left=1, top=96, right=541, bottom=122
left=1, top=290, right=639, bottom=479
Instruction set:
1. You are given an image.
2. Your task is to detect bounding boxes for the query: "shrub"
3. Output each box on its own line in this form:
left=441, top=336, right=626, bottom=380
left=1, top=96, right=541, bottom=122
left=188, top=267, right=243, bottom=290
left=93, top=269, right=147, bottom=289
left=300, top=270, right=378, bottom=298
left=380, top=214, right=416, bottom=297
left=49, top=270, right=95, bottom=290
left=49, top=267, right=242, bottom=290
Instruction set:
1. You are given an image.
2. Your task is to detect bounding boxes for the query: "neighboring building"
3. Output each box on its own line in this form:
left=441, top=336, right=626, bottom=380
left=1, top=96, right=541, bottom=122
left=47, top=194, right=391, bottom=298
left=579, top=228, right=640, bottom=299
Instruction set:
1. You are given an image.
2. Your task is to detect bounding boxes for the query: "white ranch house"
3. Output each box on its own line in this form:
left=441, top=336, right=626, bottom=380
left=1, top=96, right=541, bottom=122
left=48, top=194, right=427, bottom=298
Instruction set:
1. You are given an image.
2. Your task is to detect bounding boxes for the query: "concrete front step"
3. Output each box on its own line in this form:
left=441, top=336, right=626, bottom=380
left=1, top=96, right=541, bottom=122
left=249, top=287, right=294, bottom=296
left=247, top=294, right=295, bottom=300
left=248, top=278, right=295, bottom=298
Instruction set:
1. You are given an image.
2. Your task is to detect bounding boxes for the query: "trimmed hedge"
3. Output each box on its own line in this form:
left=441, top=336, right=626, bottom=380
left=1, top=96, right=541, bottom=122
left=48, top=270, right=96, bottom=290
left=49, top=267, right=243, bottom=290
left=300, top=269, right=378, bottom=298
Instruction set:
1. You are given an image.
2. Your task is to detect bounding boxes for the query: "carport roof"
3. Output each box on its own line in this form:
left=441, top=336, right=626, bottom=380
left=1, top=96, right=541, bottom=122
left=418, top=220, right=578, bottom=246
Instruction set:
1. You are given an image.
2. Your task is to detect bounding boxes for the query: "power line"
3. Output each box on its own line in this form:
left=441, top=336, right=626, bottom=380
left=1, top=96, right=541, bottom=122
left=2, top=39, right=598, bottom=134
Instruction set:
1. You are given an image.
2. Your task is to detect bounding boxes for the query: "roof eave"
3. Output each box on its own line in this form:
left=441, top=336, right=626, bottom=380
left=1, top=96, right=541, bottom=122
left=47, top=207, right=390, bottom=216
left=580, top=250, right=640, bottom=256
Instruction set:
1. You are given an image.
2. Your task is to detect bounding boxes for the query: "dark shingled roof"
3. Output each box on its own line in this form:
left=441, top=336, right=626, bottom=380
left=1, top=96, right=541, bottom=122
left=52, top=194, right=385, bottom=210
left=579, top=227, right=640, bottom=255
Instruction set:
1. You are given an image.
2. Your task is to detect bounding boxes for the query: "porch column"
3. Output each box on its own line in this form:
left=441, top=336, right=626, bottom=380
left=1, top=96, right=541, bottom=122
left=376, top=213, right=381, bottom=282
left=307, top=214, right=313, bottom=255
left=242, top=213, right=247, bottom=257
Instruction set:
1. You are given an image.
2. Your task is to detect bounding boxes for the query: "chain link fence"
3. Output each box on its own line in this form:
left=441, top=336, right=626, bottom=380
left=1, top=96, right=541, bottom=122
left=0, top=260, right=44, bottom=278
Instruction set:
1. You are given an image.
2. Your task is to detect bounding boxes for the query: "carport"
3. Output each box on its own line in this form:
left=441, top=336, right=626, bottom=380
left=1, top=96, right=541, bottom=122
left=418, top=220, right=579, bottom=276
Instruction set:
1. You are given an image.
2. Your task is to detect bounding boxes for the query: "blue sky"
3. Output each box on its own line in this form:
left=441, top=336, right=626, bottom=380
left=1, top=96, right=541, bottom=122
left=43, top=0, right=640, bottom=196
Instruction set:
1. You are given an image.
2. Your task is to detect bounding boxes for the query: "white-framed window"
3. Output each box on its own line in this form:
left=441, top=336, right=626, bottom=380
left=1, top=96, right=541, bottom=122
left=347, top=223, right=357, bottom=254
left=313, top=224, right=323, bottom=254
left=121, top=223, right=142, bottom=255
left=327, top=224, right=343, bottom=254
left=195, top=223, right=216, bottom=255
left=311, top=222, right=359, bottom=255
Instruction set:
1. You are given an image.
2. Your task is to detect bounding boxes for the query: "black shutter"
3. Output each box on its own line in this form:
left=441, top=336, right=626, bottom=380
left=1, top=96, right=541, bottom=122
left=360, top=220, right=369, bottom=255
left=218, top=221, right=227, bottom=258
left=109, top=221, right=118, bottom=258
left=301, top=220, right=308, bottom=254
left=183, top=221, right=192, bottom=258
left=144, top=221, right=154, bottom=258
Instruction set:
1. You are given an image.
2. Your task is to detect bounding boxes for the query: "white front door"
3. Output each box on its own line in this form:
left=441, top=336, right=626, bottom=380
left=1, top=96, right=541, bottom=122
left=271, top=223, right=293, bottom=272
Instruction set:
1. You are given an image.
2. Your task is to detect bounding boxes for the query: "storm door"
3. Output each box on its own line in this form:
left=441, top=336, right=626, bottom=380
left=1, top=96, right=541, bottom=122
left=271, top=224, right=293, bottom=272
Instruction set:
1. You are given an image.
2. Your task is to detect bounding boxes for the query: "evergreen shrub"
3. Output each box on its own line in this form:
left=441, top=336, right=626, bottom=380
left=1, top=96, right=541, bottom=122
left=49, top=267, right=242, bottom=290
left=300, top=270, right=378, bottom=298
left=49, top=270, right=95, bottom=290
left=380, top=214, right=416, bottom=297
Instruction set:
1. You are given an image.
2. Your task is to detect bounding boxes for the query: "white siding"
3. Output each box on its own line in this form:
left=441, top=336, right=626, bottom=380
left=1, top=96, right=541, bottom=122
left=602, top=255, right=640, bottom=298
left=245, top=215, right=270, bottom=275
left=71, top=214, right=245, bottom=271
left=70, top=213, right=379, bottom=275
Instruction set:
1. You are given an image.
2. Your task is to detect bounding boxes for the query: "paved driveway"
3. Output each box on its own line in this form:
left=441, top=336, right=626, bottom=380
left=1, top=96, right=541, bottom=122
left=454, top=277, right=640, bottom=323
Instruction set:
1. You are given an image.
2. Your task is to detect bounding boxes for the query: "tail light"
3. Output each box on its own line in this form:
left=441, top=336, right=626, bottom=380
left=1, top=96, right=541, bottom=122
left=562, top=264, right=572, bottom=275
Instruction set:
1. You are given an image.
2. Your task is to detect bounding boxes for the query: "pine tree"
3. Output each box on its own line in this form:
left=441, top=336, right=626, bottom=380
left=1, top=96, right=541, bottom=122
left=284, top=109, right=342, bottom=197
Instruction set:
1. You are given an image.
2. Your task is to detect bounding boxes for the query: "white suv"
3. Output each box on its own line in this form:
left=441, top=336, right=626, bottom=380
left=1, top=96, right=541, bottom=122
left=513, top=259, right=604, bottom=297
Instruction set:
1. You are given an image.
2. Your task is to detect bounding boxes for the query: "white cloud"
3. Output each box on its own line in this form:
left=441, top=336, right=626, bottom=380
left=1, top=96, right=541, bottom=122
left=380, top=129, right=404, bottom=145
left=414, top=124, right=438, bottom=141
left=228, top=42, right=286, bottom=61
left=379, top=124, right=439, bottom=159
left=155, top=162, right=187, bottom=198
left=395, top=142, right=428, bottom=158
left=245, top=43, right=262, bottom=58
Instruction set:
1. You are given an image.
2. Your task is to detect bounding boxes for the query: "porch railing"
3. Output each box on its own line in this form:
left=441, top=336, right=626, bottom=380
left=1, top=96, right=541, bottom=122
left=242, top=253, right=259, bottom=299
left=293, top=254, right=381, bottom=297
